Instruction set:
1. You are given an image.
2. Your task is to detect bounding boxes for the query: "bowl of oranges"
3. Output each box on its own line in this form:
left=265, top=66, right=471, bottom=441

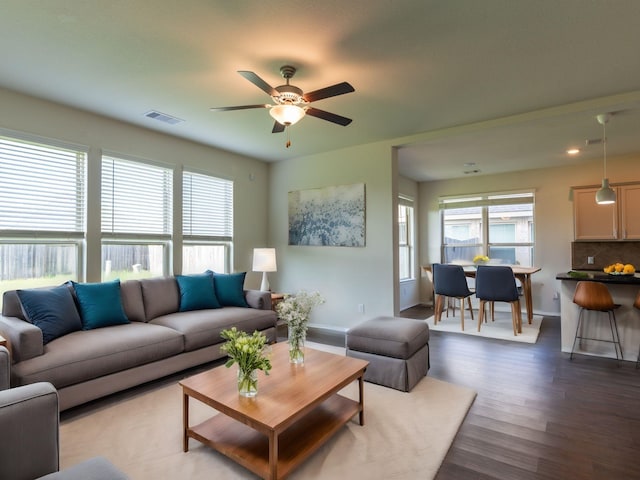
left=603, top=263, right=636, bottom=275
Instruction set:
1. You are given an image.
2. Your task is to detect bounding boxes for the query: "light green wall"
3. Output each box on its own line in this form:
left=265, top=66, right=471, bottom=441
left=0, top=87, right=270, bottom=286
left=418, top=155, right=640, bottom=315
left=269, top=141, right=396, bottom=330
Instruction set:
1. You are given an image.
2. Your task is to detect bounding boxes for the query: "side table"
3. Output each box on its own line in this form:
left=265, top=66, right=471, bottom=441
left=0, top=334, right=9, bottom=356
left=271, top=292, right=286, bottom=312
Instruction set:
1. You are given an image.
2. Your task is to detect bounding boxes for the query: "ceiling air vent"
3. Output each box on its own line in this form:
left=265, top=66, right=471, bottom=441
left=144, top=110, right=184, bottom=125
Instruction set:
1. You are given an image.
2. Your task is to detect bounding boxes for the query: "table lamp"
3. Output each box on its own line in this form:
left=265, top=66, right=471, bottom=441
left=252, top=248, right=277, bottom=291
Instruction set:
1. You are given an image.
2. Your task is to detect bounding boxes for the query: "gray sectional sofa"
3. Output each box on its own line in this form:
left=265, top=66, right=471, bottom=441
left=0, top=274, right=277, bottom=411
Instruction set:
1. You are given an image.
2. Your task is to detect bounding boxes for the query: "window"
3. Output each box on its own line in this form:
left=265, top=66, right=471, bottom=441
left=182, top=170, right=233, bottom=273
left=441, top=191, right=534, bottom=266
left=101, top=155, right=172, bottom=280
left=0, top=132, right=86, bottom=300
left=398, top=197, right=415, bottom=281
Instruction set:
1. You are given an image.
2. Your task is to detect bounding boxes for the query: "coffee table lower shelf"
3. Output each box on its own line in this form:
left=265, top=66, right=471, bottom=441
left=187, top=393, right=360, bottom=480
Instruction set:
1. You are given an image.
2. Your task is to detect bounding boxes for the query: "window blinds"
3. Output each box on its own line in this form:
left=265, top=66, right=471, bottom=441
left=439, top=191, right=534, bottom=210
left=101, top=155, right=172, bottom=236
left=0, top=135, right=86, bottom=233
left=183, top=170, right=233, bottom=240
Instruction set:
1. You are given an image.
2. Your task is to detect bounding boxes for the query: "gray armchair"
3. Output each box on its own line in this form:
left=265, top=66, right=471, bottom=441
left=0, top=346, right=128, bottom=480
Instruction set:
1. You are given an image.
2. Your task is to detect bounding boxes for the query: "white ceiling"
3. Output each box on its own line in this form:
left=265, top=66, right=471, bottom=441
left=2, top=1, right=640, bottom=181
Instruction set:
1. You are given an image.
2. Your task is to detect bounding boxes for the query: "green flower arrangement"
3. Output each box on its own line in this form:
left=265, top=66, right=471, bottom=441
left=276, top=290, right=324, bottom=363
left=220, top=327, right=272, bottom=396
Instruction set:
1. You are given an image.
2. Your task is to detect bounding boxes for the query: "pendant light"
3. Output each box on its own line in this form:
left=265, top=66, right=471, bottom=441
left=595, top=113, right=616, bottom=205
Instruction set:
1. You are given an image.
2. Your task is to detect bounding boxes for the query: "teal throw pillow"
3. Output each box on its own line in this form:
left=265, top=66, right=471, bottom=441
left=72, top=280, right=130, bottom=330
left=212, top=272, right=249, bottom=307
left=176, top=273, right=221, bottom=311
left=17, top=286, right=83, bottom=344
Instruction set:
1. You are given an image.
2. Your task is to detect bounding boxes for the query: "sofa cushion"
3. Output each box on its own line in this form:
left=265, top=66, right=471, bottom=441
left=140, top=277, right=180, bottom=321
left=11, top=322, right=184, bottom=389
left=176, top=273, right=221, bottom=311
left=119, top=280, right=146, bottom=322
left=212, top=272, right=249, bottom=307
left=17, top=286, right=82, bottom=344
left=72, top=280, right=129, bottom=330
left=150, top=307, right=277, bottom=352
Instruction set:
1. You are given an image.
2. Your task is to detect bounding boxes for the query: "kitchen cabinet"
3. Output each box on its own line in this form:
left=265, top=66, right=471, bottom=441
left=574, top=183, right=640, bottom=240
left=620, top=184, right=640, bottom=239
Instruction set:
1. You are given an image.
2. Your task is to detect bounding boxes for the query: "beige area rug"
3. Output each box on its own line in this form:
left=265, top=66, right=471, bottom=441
left=426, top=310, right=543, bottom=343
left=59, top=342, right=476, bottom=480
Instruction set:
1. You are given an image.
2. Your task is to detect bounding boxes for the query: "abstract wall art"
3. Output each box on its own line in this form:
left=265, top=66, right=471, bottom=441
left=288, top=183, right=365, bottom=247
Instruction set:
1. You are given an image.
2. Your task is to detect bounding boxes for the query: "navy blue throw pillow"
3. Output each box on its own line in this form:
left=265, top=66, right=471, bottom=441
left=17, top=286, right=83, bottom=344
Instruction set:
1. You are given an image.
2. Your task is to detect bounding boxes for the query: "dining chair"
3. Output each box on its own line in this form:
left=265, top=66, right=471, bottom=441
left=432, top=263, right=474, bottom=330
left=485, top=278, right=523, bottom=323
left=475, top=265, right=522, bottom=336
left=571, top=281, right=622, bottom=363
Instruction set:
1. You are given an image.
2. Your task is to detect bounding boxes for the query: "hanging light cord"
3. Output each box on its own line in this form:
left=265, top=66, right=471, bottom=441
left=602, top=120, right=607, bottom=178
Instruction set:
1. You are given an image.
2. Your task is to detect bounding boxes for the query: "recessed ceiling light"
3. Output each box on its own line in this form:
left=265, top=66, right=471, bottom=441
left=567, top=148, right=580, bottom=155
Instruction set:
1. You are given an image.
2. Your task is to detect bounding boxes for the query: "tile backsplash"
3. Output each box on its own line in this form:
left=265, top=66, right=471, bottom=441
left=572, top=241, right=640, bottom=270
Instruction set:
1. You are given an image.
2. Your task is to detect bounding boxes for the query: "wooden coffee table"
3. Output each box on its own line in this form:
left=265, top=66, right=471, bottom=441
left=179, top=342, right=368, bottom=480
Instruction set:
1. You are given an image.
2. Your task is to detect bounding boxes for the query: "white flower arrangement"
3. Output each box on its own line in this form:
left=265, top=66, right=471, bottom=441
left=276, top=290, right=324, bottom=362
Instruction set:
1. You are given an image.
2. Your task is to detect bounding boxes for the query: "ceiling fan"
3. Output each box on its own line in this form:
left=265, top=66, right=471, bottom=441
left=210, top=65, right=355, bottom=145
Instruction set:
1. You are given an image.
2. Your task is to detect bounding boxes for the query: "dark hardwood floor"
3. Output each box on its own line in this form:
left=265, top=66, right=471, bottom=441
left=389, top=304, right=640, bottom=480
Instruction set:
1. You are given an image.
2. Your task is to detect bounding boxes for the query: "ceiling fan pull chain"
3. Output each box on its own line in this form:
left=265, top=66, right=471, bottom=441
left=286, top=127, right=291, bottom=148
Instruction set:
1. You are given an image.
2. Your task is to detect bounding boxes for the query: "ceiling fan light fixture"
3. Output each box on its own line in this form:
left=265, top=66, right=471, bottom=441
left=269, top=104, right=305, bottom=126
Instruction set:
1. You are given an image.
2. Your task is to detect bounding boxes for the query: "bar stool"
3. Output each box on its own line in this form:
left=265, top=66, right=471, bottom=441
left=634, top=290, right=640, bottom=369
left=571, top=281, right=623, bottom=362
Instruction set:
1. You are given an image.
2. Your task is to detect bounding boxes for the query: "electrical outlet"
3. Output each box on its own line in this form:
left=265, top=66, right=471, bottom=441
left=587, top=256, right=595, bottom=264
left=357, top=303, right=365, bottom=313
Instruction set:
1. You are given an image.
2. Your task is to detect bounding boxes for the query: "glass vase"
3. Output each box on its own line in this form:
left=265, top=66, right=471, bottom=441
left=237, top=367, right=258, bottom=397
left=288, top=325, right=306, bottom=364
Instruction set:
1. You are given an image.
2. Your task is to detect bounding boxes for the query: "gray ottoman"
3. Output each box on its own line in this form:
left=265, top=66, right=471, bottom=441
left=346, top=316, right=430, bottom=392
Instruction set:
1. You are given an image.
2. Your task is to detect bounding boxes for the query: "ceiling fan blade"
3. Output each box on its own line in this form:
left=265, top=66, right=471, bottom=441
left=209, top=104, right=269, bottom=111
left=238, top=71, right=279, bottom=97
left=305, top=107, right=352, bottom=126
left=303, top=82, right=355, bottom=103
left=272, top=121, right=285, bottom=134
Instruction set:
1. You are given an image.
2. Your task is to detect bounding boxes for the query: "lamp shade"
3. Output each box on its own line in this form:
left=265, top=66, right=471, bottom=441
left=595, top=178, right=616, bottom=205
left=252, top=248, right=277, bottom=272
left=269, top=105, right=305, bottom=126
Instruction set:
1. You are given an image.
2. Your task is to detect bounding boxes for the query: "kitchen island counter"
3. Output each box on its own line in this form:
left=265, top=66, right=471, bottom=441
left=556, top=270, right=640, bottom=285
left=556, top=271, right=639, bottom=362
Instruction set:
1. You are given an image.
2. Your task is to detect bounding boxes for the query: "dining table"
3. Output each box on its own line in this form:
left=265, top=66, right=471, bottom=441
left=462, top=265, right=541, bottom=324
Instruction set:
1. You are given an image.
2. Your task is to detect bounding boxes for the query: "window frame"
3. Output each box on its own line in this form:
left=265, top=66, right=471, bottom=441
left=398, top=196, right=415, bottom=281
left=100, top=152, right=173, bottom=279
left=0, top=130, right=87, bottom=296
left=182, top=169, right=234, bottom=274
left=440, top=190, right=535, bottom=266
